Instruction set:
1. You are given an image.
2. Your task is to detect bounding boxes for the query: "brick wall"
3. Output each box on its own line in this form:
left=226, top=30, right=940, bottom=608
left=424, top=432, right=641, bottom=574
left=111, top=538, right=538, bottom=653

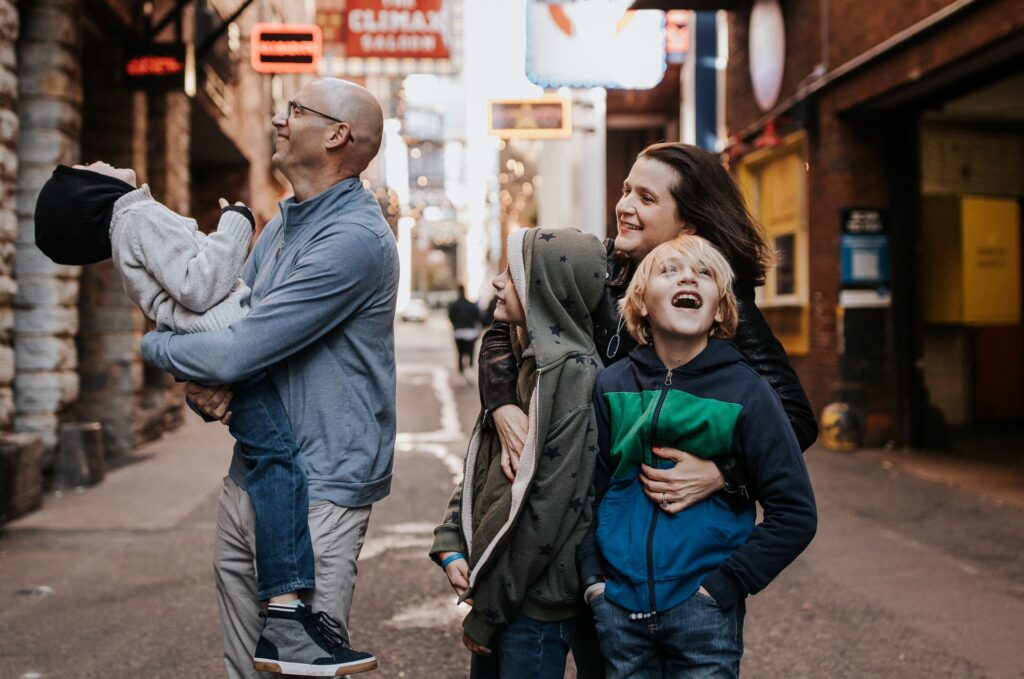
left=13, top=0, right=83, bottom=460
left=0, top=0, right=18, bottom=432
left=726, top=1, right=822, bottom=135
left=727, top=0, right=1024, bottom=134
left=827, top=0, right=969, bottom=67
left=826, top=0, right=1024, bottom=112
left=725, top=0, right=1024, bottom=443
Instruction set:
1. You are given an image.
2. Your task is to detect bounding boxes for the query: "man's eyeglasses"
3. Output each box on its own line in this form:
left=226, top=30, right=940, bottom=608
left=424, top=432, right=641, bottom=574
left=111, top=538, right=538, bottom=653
left=286, top=101, right=357, bottom=143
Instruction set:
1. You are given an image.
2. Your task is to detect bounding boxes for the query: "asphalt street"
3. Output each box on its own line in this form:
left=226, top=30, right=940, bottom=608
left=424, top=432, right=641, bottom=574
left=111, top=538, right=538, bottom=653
left=1, top=312, right=1022, bottom=678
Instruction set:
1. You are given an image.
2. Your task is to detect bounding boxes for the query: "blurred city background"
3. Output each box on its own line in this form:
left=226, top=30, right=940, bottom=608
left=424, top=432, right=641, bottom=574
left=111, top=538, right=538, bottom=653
left=0, top=0, right=1022, bottom=677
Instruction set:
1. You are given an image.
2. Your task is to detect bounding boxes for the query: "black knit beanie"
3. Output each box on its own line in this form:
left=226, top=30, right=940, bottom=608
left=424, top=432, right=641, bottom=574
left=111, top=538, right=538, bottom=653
left=34, top=165, right=136, bottom=265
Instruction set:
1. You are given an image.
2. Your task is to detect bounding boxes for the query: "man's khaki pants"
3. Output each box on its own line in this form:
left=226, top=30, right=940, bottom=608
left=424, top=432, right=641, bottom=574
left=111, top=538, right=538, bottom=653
left=215, top=476, right=372, bottom=678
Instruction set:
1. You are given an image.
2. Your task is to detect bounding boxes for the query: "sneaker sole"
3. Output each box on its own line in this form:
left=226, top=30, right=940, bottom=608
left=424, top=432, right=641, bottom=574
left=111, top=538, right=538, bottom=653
left=253, top=657, right=378, bottom=676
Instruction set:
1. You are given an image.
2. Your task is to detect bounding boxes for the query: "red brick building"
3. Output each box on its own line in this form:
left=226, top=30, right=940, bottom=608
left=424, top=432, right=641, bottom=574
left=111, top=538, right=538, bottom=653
left=724, top=0, right=1024, bottom=448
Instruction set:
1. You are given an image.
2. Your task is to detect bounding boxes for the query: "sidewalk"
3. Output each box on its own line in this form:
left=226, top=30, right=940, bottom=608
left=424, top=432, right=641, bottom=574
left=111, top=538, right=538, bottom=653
left=850, top=445, right=1024, bottom=511
left=8, top=416, right=233, bottom=532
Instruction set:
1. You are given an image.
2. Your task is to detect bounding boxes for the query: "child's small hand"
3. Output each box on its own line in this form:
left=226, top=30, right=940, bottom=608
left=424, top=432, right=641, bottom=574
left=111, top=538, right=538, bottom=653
left=462, top=632, right=491, bottom=656
left=441, top=552, right=470, bottom=598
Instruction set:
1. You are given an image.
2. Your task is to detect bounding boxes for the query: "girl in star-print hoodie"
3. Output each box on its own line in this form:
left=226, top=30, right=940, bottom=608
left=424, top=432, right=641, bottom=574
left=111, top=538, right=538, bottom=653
left=431, top=226, right=608, bottom=678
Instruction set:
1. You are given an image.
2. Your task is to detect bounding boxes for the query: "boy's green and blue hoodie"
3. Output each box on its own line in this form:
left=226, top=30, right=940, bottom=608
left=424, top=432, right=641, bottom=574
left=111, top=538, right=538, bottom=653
left=578, top=339, right=817, bottom=613
left=431, top=227, right=607, bottom=646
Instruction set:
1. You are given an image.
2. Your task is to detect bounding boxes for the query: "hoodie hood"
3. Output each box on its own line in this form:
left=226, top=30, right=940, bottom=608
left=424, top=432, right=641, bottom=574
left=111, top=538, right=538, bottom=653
left=506, top=227, right=607, bottom=368
left=629, top=338, right=747, bottom=377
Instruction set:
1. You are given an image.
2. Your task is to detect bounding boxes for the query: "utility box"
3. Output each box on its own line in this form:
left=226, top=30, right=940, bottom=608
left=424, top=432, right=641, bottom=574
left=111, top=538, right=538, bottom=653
left=56, top=422, right=106, bottom=489
left=0, top=434, right=44, bottom=524
left=920, top=195, right=1022, bottom=325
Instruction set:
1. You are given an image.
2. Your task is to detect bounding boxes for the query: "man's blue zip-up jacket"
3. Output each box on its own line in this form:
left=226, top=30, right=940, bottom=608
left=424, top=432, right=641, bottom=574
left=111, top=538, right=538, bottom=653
left=578, top=339, right=817, bottom=612
left=142, top=178, right=400, bottom=508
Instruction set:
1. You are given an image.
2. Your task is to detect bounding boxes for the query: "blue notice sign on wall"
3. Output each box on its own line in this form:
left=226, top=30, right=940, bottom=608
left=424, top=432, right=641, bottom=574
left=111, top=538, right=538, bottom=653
left=841, top=208, right=889, bottom=288
left=841, top=234, right=890, bottom=287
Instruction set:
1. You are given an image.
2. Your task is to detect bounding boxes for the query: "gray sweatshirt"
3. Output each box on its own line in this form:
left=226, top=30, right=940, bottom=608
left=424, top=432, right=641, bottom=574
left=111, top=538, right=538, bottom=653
left=110, top=186, right=254, bottom=333
left=141, top=178, right=400, bottom=507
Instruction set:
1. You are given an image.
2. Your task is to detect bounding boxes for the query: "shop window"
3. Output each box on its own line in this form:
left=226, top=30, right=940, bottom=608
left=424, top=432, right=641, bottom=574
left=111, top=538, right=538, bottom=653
left=773, top=233, right=796, bottom=296
left=738, top=133, right=810, bottom=355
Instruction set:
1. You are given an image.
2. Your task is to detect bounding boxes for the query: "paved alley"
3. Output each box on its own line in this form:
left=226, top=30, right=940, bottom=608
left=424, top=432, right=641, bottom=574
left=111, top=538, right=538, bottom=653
left=1, top=313, right=1022, bottom=678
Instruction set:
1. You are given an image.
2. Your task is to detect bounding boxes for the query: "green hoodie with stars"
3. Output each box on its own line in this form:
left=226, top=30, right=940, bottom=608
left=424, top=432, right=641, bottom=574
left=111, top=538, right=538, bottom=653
left=430, top=226, right=607, bottom=646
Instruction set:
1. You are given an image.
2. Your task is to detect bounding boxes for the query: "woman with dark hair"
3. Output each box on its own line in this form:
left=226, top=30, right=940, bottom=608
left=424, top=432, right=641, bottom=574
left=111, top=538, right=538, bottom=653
left=480, top=141, right=816, bottom=513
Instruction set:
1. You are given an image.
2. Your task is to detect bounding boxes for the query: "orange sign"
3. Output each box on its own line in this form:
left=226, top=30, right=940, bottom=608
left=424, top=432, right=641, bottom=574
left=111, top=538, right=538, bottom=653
left=250, top=23, right=323, bottom=74
left=316, top=9, right=346, bottom=44
left=123, top=44, right=187, bottom=90
left=488, top=98, right=572, bottom=140
left=125, top=56, right=183, bottom=77
left=346, top=0, right=450, bottom=59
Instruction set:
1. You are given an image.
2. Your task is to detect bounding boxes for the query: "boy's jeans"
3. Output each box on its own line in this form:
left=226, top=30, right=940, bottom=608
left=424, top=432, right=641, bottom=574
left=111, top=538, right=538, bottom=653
left=228, top=372, right=316, bottom=601
left=590, top=591, right=745, bottom=679
left=469, top=612, right=604, bottom=679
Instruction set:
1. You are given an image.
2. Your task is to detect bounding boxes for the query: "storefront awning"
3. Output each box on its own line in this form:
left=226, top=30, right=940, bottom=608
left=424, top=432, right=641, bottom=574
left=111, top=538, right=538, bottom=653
left=629, top=0, right=748, bottom=10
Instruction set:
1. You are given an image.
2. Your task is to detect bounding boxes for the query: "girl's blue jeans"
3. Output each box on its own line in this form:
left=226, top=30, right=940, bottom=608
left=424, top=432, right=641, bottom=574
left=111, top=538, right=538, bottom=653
left=469, top=611, right=605, bottom=679
left=228, top=372, right=316, bottom=601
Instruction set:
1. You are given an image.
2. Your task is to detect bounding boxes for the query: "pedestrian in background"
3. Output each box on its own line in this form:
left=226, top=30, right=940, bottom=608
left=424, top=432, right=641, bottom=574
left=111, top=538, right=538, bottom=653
left=448, top=284, right=483, bottom=377
left=432, top=227, right=608, bottom=678
left=141, top=78, right=397, bottom=679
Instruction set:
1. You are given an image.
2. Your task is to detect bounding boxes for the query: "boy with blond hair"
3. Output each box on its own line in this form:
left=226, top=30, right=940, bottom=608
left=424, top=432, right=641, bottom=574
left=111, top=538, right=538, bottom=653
left=577, top=235, right=817, bottom=678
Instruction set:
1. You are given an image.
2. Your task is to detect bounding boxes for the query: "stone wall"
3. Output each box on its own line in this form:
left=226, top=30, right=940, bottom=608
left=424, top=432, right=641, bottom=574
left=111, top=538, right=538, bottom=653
left=13, top=0, right=83, bottom=461
left=0, top=0, right=19, bottom=432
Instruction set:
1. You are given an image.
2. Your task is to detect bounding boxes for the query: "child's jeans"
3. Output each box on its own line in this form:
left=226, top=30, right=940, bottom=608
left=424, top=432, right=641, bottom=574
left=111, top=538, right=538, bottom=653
left=227, top=372, right=316, bottom=601
left=590, top=590, right=745, bottom=679
left=469, top=612, right=603, bottom=679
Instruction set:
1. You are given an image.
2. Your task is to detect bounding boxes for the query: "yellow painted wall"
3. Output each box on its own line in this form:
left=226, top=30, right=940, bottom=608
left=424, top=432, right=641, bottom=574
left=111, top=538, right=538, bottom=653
left=920, top=195, right=1021, bottom=325
left=961, top=196, right=1021, bottom=325
left=738, top=134, right=810, bottom=355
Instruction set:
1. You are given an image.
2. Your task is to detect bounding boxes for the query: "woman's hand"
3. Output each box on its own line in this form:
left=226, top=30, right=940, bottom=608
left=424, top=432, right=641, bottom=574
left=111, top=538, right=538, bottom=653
left=462, top=632, right=491, bottom=656
left=440, top=551, right=470, bottom=599
left=492, top=404, right=528, bottom=482
left=640, top=446, right=725, bottom=514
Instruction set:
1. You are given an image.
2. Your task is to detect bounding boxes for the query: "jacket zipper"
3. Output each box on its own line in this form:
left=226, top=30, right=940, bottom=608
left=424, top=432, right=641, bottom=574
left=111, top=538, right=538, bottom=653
left=644, top=367, right=673, bottom=614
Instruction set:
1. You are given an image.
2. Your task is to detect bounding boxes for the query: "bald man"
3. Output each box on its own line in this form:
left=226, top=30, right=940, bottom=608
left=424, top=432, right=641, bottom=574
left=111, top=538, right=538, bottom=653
left=143, top=79, right=398, bottom=677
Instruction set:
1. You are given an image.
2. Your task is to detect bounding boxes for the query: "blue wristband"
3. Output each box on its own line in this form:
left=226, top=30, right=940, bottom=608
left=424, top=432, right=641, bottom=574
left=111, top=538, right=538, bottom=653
left=441, top=552, right=465, bottom=569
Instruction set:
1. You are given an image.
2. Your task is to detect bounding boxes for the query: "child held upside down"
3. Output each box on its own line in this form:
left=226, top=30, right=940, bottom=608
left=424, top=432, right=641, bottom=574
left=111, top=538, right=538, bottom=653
left=33, top=162, right=376, bottom=677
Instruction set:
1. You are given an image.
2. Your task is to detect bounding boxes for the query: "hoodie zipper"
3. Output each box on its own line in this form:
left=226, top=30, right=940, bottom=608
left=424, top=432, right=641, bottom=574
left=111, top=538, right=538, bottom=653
left=644, top=367, right=673, bottom=614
